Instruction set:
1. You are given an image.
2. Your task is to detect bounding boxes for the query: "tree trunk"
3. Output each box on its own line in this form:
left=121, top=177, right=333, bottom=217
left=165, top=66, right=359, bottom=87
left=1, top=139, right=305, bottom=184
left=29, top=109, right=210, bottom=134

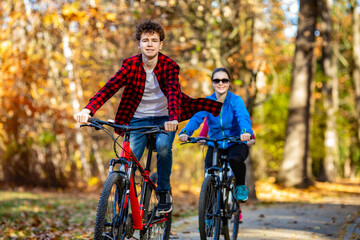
left=62, top=33, right=91, bottom=179
left=277, top=0, right=318, bottom=188
left=243, top=0, right=267, bottom=200
left=245, top=155, right=257, bottom=200
left=352, top=1, right=360, bottom=144
left=92, top=141, right=106, bottom=182
left=320, top=0, right=339, bottom=182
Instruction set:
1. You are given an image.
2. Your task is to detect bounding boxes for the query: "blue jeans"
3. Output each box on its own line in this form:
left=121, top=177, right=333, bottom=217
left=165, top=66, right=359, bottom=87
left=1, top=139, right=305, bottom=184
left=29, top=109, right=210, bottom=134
left=129, top=116, right=175, bottom=191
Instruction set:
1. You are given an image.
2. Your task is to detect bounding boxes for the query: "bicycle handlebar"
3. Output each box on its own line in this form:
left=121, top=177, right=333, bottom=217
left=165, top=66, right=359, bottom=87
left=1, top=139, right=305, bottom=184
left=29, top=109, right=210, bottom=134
left=82, top=117, right=166, bottom=134
left=180, top=136, right=244, bottom=145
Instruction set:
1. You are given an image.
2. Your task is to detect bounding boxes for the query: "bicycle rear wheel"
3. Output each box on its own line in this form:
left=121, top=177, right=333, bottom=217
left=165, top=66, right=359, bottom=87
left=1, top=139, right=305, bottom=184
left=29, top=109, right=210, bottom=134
left=141, top=172, right=172, bottom=240
left=199, top=176, right=221, bottom=240
left=94, top=172, right=126, bottom=240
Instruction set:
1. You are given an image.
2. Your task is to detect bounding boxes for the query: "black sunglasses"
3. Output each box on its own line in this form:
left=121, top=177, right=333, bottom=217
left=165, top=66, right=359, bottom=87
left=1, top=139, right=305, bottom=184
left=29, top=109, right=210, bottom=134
left=212, top=78, right=230, bottom=84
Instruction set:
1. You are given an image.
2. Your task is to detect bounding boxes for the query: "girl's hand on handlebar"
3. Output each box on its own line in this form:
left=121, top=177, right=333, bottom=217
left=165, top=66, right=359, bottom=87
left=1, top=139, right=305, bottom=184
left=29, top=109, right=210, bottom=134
left=247, top=138, right=256, bottom=146
left=240, top=133, right=251, bottom=141
left=198, top=139, right=206, bottom=145
left=74, top=109, right=91, bottom=123
left=179, top=134, right=189, bottom=142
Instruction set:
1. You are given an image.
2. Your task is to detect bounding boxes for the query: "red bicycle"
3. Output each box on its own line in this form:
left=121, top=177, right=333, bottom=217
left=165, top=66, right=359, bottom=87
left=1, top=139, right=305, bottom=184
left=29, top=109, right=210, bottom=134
left=81, top=118, right=172, bottom=240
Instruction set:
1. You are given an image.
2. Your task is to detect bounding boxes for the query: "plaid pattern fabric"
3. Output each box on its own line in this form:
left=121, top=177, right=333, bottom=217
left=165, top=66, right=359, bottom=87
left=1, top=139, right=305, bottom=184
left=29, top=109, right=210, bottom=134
left=85, top=53, right=222, bottom=133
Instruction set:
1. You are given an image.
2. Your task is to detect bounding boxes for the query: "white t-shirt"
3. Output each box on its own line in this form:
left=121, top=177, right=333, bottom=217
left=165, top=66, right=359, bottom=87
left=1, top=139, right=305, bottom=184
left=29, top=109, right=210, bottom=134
left=133, top=69, right=169, bottom=118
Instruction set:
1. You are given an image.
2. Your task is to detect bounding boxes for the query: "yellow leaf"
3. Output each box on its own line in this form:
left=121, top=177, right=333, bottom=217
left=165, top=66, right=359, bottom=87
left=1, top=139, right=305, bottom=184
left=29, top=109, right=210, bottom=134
left=43, top=13, right=62, bottom=28
left=99, top=80, right=105, bottom=87
left=77, top=11, right=89, bottom=25
left=0, top=40, right=12, bottom=55
left=43, top=14, right=52, bottom=26
left=89, top=177, right=99, bottom=186
left=105, top=13, right=116, bottom=22
left=62, top=3, right=79, bottom=17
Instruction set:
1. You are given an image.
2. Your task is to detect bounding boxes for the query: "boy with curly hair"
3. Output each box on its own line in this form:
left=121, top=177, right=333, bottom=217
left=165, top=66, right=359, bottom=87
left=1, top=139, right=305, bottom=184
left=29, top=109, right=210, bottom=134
left=75, top=20, right=222, bottom=213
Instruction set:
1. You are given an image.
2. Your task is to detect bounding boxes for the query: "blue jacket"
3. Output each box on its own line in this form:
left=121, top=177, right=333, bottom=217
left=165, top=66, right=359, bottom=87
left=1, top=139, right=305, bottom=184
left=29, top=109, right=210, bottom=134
left=179, top=91, right=253, bottom=149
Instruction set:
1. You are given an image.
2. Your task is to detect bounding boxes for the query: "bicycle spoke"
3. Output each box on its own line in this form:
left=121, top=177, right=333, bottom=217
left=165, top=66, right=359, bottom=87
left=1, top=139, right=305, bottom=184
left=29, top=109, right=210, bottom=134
left=94, top=173, right=127, bottom=240
left=141, top=173, right=172, bottom=240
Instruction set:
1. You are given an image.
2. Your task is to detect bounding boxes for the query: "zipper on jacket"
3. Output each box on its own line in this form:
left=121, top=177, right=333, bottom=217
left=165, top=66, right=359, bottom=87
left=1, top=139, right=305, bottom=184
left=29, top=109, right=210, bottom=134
left=220, top=107, right=226, bottom=149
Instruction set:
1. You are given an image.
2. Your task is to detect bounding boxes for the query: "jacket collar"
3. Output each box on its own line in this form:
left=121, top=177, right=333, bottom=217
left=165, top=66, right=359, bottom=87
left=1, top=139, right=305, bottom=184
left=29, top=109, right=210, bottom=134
left=209, top=91, right=231, bottom=103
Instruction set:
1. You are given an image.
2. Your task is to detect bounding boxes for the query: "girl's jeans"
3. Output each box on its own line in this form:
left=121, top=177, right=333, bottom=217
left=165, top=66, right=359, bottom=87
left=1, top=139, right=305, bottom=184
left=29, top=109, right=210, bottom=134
left=129, top=116, right=175, bottom=191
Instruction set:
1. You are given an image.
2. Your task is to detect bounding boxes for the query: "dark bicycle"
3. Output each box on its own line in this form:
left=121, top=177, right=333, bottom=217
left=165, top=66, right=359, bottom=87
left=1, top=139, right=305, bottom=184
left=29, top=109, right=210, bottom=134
left=81, top=118, right=172, bottom=240
left=181, top=136, right=242, bottom=240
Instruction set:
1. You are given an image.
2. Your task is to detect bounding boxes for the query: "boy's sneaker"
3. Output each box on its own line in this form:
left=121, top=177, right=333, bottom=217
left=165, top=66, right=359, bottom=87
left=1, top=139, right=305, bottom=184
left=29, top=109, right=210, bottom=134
left=157, top=189, right=173, bottom=213
left=233, top=185, right=249, bottom=202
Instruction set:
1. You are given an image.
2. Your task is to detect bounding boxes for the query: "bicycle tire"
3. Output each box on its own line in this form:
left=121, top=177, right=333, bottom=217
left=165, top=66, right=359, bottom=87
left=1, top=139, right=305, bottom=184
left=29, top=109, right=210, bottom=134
left=94, top=172, right=126, bottom=240
left=199, top=176, right=221, bottom=240
left=140, top=172, right=172, bottom=240
left=227, top=176, right=239, bottom=240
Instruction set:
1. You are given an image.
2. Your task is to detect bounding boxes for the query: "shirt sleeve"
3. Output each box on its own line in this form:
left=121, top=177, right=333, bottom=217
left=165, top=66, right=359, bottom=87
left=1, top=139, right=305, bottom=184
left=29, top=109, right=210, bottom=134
left=179, top=111, right=207, bottom=136
left=85, top=59, right=130, bottom=115
left=233, top=96, right=253, bottom=136
left=165, top=63, right=181, bottom=122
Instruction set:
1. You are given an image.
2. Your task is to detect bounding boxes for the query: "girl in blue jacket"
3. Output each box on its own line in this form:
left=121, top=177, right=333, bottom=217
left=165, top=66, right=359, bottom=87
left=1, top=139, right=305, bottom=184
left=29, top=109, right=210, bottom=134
left=179, top=68, right=254, bottom=202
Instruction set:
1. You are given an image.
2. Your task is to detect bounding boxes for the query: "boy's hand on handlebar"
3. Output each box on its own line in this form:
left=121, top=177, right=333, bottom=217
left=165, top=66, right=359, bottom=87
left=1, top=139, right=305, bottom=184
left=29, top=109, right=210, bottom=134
left=74, top=109, right=91, bottom=123
left=240, top=133, right=251, bottom=141
left=178, top=134, right=189, bottom=142
left=164, top=120, right=178, bottom=132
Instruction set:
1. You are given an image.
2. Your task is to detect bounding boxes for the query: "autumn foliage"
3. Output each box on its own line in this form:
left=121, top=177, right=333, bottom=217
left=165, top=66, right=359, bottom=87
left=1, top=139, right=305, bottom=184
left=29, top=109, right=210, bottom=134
left=0, top=0, right=359, bottom=191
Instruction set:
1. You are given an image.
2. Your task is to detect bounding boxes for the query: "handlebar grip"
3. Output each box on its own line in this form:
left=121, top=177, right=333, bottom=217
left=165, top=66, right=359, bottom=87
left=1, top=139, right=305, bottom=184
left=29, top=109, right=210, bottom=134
left=88, top=117, right=97, bottom=122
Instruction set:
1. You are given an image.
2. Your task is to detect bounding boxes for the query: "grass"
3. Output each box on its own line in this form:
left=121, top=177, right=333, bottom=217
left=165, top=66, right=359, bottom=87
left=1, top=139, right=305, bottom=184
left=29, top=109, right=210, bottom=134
left=0, top=189, right=198, bottom=239
left=0, top=191, right=98, bottom=239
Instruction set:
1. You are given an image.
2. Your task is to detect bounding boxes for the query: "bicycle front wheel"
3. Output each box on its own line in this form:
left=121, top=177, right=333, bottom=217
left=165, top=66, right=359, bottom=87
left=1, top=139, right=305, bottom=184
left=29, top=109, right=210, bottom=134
left=141, top=172, right=172, bottom=240
left=94, top=172, right=126, bottom=240
left=227, top=176, right=240, bottom=240
left=199, top=176, right=221, bottom=240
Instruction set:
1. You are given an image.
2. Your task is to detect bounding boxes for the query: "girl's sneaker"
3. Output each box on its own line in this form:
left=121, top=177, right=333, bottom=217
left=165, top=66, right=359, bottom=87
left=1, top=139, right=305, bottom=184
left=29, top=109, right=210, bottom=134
left=205, top=219, right=213, bottom=229
left=233, top=185, right=249, bottom=202
left=239, top=210, right=243, bottom=223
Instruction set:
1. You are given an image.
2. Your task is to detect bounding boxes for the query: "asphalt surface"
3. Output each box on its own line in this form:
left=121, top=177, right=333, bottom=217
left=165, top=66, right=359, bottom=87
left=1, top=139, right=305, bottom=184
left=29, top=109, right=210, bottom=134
left=170, top=202, right=360, bottom=239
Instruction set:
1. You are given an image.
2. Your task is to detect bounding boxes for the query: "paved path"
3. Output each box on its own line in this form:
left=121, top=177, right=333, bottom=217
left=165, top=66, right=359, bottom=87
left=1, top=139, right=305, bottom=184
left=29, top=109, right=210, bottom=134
left=170, top=202, right=360, bottom=239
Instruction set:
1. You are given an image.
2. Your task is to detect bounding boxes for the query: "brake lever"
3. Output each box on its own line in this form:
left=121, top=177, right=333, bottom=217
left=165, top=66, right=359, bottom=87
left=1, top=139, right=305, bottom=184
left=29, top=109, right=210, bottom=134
left=180, top=139, right=199, bottom=145
left=86, top=122, right=103, bottom=131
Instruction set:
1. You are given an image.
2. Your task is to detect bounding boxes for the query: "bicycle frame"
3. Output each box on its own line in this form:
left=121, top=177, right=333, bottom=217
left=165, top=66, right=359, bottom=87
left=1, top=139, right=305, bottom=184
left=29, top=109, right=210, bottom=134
left=114, top=132, right=168, bottom=231
left=84, top=118, right=172, bottom=239
left=206, top=147, right=231, bottom=217
left=181, top=136, right=241, bottom=239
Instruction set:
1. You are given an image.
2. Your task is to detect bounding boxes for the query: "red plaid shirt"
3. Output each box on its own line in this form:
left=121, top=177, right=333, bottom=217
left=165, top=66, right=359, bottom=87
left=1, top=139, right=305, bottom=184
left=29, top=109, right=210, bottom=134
left=85, top=53, right=222, bottom=132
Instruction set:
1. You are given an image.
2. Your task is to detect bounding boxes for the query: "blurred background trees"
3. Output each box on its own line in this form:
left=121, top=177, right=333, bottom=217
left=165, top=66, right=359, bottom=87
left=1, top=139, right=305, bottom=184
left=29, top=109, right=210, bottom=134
left=0, top=0, right=359, bottom=192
